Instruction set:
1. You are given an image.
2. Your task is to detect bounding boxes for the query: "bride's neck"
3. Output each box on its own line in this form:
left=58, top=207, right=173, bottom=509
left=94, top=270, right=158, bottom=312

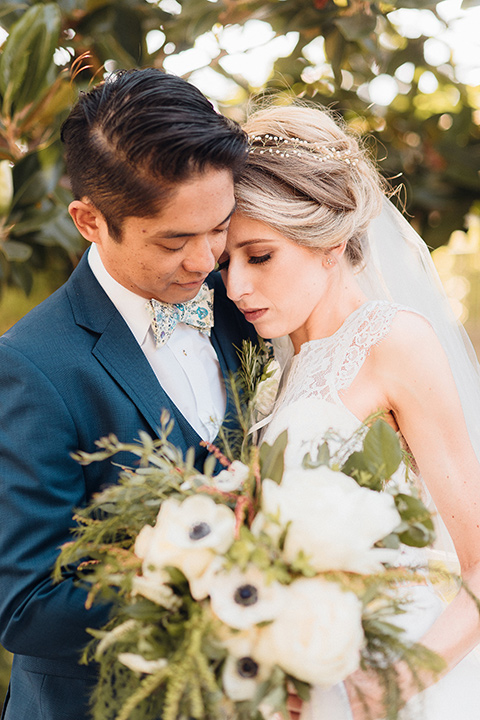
left=290, top=268, right=367, bottom=353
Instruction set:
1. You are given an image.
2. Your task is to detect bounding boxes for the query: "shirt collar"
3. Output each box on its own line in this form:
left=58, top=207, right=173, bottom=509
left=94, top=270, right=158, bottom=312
left=87, top=243, right=151, bottom=346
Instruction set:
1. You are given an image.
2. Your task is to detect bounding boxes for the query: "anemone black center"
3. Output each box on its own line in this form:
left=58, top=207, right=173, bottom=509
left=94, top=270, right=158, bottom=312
left=234, top=583, right=258, bottom=606
left=188, top=521, right=211, bottom=540
left=237, top=656, right=259, bottom=679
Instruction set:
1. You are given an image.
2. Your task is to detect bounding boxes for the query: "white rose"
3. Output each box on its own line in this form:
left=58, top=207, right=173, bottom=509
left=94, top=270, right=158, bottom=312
left=255, top=577, right=363, bottom=686
left=134, top=495, right=235, bottom=587
left=261, top=397, right=361, bottom=469
left=214, top=461, right=250, bottom=492
left=261, top=468, right=400, bottom=573
left=254, top=360, right=282, bottom=418
left=209, top=564, right=286, bottom=630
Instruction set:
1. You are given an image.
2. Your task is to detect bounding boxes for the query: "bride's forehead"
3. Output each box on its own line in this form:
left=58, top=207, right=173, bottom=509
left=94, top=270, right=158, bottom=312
left=227, top=215, right=288, bottom=246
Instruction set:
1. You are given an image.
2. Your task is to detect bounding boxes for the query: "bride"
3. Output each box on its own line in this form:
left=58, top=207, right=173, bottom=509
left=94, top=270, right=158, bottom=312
left=218, top=105, right=480, bottom=720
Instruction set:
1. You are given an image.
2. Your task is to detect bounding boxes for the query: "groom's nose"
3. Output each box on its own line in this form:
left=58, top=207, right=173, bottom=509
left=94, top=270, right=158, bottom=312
left=183, top=234, right=219, bottom=275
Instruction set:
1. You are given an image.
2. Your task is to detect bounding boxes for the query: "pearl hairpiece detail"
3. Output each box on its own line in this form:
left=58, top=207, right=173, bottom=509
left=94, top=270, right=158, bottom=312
left=248, top=133, right=358, bottom=166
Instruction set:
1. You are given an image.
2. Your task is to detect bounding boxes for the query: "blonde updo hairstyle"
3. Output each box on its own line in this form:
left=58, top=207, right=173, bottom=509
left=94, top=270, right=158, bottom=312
left=236, top=105, right=385, bottom=266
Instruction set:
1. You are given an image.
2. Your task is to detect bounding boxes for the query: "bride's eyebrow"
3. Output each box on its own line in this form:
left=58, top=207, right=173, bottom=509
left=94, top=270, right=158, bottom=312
left=235, top=238, right=274, bottom=248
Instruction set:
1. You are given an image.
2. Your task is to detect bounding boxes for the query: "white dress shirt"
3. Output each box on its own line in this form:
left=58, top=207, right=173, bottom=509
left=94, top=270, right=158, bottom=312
left=88, top=244, right=226, bottom=441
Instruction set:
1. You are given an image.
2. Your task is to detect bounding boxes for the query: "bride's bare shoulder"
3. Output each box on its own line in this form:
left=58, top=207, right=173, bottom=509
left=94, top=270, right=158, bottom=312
left=371, top=307, right=450, bottom=377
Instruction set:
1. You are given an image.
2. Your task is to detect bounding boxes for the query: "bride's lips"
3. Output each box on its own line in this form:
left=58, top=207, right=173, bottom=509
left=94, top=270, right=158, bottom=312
left=241, top=308, right=268, bottom=323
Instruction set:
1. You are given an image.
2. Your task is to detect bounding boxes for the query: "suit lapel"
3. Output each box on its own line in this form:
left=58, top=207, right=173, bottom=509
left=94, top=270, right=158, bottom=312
left=67, top=255, right=187, bottom=450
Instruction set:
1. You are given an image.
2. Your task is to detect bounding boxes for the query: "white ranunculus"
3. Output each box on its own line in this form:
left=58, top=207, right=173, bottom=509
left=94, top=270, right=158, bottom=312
left=134, top=495, right=235, bottom=588
left=214, top=461, right=250, bottom=492
left=254, top=360, right=282, bottom=418
left=255, top=577, right=364, bottom=686
left=209, top=565, right=286, bottom=630
left=118, top=652, right=167, bottom=675
left=261, top=468, right=400, bottom=573
left=261, top=397, right=361, bottom=469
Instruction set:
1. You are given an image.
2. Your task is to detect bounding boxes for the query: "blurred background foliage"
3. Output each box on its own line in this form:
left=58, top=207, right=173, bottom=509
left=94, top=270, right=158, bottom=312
left=1, top=0, right=480, bottom=703
left=0, top=0, right=479, bottom=318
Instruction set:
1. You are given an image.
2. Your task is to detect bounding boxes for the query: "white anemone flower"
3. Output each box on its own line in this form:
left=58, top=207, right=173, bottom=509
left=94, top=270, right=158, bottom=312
left=261, top=468, right=400, bottom=573
left=218, top=627, right=273, bottom=701
left=214, top=461, right=250, bottom=492
left=134, top=495, right=236, bottom=588
left=222, top=654, right=265, bottom=701
left=209, top=565, right=286, bottom=630
left=255, top=577, right=364, bottom=686
left=161, top=495, right=236, bottom=553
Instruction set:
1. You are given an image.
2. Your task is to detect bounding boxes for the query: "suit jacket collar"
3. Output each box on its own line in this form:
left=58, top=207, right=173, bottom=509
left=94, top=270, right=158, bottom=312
left=66, top=255, right=248, bottom=458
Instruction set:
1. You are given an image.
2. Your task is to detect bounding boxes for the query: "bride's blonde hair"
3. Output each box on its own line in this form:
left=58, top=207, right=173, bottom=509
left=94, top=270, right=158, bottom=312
left=236, top=105, right=385, bottom=266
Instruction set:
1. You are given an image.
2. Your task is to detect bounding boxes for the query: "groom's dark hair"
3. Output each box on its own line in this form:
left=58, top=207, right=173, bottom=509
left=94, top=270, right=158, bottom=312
left=61, top=68, right=247, bottom=240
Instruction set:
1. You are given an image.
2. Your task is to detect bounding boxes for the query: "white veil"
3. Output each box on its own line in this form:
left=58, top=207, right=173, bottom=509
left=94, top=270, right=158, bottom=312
left=357, top=197, right=480, bottom=463
left=273, top=197, right=480, bottom=569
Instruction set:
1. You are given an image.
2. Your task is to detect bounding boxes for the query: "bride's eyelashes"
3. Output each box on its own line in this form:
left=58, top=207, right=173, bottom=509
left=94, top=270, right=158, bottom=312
left=249, top=253, right=272, bottom=265
left=217, top=252, right=272, bottom=272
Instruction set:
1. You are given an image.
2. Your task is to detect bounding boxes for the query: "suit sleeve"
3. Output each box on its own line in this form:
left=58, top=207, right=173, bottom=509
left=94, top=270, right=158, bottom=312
left=0, top=344, right=111, bottom=663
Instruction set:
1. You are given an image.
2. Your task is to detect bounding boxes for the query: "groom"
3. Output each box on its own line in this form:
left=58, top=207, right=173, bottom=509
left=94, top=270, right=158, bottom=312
left=0, top=69, right=256, bottom=719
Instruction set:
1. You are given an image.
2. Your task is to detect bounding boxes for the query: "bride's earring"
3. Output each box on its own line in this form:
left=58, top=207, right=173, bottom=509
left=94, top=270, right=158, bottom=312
left=325, top=257, right=334, bottom=267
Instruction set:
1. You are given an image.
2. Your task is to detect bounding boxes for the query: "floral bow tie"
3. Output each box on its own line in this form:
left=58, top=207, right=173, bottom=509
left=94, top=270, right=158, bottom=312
left=146, top=283, right=214, bottom=347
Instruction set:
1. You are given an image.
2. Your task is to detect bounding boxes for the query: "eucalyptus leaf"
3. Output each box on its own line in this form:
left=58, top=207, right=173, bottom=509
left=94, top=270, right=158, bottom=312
left=288, top=676, right=311, bottom=702
left=259, top=429, right=288, bottom=484
left=394, top=493, right=435, bottom=548
left=363, top=420, right=403, bottom=479
left=302, top=441, right=330, bottom=469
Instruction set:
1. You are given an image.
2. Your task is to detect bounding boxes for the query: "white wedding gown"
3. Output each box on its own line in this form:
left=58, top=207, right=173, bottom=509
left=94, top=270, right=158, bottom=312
left=262, top=300, right=480, bottom=720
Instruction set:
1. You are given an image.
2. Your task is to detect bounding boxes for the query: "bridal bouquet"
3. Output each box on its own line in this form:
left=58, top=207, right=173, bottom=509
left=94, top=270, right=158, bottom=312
left=55, top=343, right=447, bottom=720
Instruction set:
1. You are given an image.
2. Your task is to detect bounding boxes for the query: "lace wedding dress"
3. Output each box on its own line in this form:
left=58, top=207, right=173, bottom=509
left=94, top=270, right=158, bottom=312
left=262, top=300, right=480, bottom=720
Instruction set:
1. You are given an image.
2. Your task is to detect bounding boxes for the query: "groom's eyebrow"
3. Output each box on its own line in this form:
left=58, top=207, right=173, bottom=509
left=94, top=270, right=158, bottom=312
left=155, top=205, right=236, bottom=240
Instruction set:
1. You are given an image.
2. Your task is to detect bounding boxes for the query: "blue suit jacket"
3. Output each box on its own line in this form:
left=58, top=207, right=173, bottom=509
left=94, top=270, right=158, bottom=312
left=0, top=254, right=256, bottom=719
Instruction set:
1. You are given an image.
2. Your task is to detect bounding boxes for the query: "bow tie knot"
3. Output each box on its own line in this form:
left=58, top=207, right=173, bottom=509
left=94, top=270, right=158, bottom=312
left=146, top=283, right=214, bottom=347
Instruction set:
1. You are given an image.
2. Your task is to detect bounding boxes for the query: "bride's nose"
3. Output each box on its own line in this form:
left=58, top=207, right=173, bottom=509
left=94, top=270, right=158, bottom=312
left=225, top=264, right=253, bottom=303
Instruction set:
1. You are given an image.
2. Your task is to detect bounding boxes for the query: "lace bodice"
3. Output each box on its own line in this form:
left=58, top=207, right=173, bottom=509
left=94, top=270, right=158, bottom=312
left=276, top=300, right=404, bottom=415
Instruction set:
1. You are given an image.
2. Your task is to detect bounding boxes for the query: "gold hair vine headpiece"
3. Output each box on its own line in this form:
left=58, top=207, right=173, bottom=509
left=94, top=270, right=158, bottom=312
left=248, top=133, right=358, bottom=166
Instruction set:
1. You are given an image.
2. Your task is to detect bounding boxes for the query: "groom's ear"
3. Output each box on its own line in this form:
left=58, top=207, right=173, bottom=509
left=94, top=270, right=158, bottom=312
left=69, top=198, right=109, bottom=245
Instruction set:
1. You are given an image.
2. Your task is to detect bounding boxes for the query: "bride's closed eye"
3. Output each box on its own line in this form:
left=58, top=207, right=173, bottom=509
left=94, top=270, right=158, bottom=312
left=217, top=252, right=272, bottom=272
left=249, top=253, right=271, bottom=265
